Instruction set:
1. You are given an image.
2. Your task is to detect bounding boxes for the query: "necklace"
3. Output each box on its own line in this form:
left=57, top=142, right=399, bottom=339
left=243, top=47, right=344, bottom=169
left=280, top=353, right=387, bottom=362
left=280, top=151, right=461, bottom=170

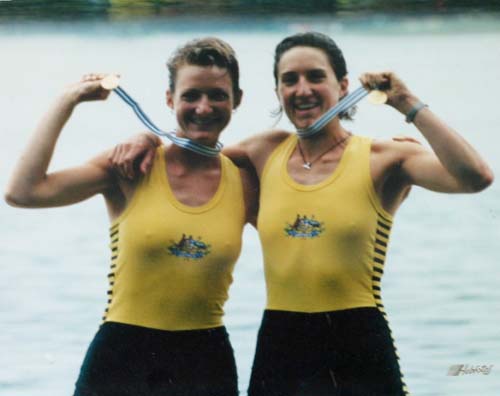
left=297, top=132, right=352, bottom=170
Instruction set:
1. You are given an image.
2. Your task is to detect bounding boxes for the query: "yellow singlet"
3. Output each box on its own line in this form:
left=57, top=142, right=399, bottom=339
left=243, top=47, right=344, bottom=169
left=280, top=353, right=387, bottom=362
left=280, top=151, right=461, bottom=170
left=258, top=134, right=393, bottom=313
left=103, top=146, right=245, bottom=330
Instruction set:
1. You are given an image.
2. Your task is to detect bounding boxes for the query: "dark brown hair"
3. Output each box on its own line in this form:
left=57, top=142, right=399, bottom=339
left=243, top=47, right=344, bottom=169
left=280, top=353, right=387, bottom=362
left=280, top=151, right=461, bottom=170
left=273, top=32, right=355, bottom=120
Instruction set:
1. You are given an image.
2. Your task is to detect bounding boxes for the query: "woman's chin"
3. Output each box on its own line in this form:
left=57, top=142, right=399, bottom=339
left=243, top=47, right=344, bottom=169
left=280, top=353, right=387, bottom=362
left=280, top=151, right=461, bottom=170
left=182, top=130, right=221, bottom=146
left=293, top=119, right=315, bottom=130
left=288, top=113, right=320, bottom=130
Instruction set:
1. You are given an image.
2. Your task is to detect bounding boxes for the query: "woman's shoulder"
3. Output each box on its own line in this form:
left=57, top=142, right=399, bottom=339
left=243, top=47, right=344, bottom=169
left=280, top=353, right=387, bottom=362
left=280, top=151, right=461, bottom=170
left=245, top=129, right=292, bottom=174
left=370, top=135, right=424, bottom=155
left=251, top=128, right=292, bottom=146
left=224, top=129, right=292, bottom=170
left=368, top=135, right=428, bottom=182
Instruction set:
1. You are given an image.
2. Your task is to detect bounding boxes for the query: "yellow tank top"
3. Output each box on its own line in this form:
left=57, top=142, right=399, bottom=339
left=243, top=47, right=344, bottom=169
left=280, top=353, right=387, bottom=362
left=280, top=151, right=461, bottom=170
left=103, top=146, right=245, bottom=330
left=258, top=134, right=393, bottom=313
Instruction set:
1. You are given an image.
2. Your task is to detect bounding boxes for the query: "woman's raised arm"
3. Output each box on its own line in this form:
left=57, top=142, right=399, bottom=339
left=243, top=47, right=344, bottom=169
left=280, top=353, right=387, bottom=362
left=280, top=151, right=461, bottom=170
left=361, top=71, right=494, bottom=193
left=5, top=74, right=119, bottom=208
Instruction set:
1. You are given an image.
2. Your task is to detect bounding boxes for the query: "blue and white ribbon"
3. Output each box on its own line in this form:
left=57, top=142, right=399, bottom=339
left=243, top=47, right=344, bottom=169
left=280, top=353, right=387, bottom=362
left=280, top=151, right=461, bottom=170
left=297, top=86, right=369, bottom=139
left=112, top=86, right=222, bottom=157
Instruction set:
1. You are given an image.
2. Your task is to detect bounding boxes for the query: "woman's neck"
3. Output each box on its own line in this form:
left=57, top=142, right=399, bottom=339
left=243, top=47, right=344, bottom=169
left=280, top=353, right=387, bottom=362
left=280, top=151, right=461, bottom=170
left=298, top=121, right=350, bottom=154
left=166, top=144, right=220, bottom=170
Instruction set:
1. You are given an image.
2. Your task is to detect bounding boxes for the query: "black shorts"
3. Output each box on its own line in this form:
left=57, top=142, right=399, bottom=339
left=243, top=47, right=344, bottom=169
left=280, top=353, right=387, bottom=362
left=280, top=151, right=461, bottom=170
left=74, top=321, right=238, bottom=396
left=248, top=307, right=408, bottom=396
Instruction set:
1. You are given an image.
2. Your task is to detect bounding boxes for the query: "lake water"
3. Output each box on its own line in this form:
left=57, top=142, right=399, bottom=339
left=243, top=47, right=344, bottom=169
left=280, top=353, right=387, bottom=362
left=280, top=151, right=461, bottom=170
left=1, top=13, right=500, bottom=396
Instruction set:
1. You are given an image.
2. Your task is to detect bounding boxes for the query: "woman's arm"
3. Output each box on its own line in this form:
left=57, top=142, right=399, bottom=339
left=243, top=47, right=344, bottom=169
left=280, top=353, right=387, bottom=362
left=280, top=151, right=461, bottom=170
left=107, top=132, right=160, bottom=180
left=5, top=75, right=119, bottom=208
left=361, top=71, right=494, bottom=193
left=239, top=166, right=260, bottom=228
left=108, top=128, right=290, bottom=181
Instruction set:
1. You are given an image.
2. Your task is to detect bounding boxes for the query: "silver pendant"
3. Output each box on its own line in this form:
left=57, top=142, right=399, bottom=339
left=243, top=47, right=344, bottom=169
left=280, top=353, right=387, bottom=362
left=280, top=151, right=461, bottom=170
left=303, top=162, right=312, bottom=170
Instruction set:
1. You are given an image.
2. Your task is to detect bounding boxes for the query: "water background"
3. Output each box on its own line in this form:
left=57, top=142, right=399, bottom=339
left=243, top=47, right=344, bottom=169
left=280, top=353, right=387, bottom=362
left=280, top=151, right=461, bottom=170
left=1, top=11, right=500, bottom=396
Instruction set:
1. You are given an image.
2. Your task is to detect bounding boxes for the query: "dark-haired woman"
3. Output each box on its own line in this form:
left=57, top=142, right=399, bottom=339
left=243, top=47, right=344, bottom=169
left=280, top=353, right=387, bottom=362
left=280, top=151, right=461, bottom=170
left=242, top=32, right=492, bottom=396
left=5, top=38, right=257, bottom=396
left=111, top=32, right=493, bottom=395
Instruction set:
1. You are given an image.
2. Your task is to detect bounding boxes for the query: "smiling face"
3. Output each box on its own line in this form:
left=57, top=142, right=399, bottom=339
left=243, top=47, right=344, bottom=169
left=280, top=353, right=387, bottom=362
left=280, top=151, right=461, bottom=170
left=276, top=46, right=348, bottom=130
left=167, top=64, right=236, bottom=145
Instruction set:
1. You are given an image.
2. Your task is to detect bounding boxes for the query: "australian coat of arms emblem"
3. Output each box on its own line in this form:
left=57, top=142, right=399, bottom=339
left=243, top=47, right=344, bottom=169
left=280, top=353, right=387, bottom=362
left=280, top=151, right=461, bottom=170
left=284, top=214, right=325, bottom=238
left=167, top=234, right=211, bottom=260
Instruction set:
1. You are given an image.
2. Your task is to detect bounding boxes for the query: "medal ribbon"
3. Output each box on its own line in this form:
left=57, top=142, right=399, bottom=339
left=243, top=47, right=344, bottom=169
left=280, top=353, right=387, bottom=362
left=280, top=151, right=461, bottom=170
left=297, top=86, right=369, bottom=139
left=112, top=86, right=223, bottom=157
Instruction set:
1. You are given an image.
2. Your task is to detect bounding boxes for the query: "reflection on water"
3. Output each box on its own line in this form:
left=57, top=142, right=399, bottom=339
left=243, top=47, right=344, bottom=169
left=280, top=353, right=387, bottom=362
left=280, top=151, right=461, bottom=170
left=1, top=11, right=500, bottom=396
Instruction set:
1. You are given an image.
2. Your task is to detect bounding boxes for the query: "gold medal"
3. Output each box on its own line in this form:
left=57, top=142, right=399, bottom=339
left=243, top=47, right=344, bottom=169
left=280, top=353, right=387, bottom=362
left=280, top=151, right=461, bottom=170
left=367, top=90, right=388, bottom=105
left=100, top=74, right=120, bottom=90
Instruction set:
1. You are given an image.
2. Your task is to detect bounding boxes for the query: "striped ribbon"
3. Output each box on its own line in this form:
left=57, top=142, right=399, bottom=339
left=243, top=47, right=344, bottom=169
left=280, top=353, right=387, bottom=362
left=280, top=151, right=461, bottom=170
left=297, top=86, right=369, bottom=139
left=112, top=86, right=223, bottom=157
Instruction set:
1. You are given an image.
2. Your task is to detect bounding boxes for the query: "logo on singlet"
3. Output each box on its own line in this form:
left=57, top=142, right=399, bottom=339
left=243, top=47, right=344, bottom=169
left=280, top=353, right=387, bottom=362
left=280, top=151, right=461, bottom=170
left=284, top=214, right=325, bottom=238
left=167, top=234, right=211, bottom=260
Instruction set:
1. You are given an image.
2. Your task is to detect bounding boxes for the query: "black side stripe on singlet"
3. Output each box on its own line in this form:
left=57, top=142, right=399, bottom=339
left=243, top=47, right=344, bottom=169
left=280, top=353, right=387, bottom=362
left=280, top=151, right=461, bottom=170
left=372, top=214, right=389, bottom=314
left=371, top=213, right=410, bottom=396
left=102, top=224, right=119, bottom=322
left=377, top=220, right=390, bottom=230
left=376, top=229, right=389, bottom=239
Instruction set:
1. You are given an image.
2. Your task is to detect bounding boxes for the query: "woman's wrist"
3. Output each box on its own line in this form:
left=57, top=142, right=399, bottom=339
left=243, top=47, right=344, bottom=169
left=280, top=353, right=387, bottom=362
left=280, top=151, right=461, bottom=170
left=405, top=102, right=428, bottom=123
left=59, top=88, right=82, bottom=109
left=393, top=93, right=421, bottom=115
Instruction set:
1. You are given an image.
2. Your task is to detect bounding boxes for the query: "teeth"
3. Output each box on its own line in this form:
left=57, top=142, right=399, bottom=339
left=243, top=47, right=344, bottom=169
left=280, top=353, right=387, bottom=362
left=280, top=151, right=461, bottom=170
left=295, top=103, right=317, bottom=110
left=191, top=118, right=215, bottom=125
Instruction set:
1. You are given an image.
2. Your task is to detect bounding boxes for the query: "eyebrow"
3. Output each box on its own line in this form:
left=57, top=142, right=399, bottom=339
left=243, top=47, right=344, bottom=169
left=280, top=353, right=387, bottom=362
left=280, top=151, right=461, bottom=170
left=281, top=67, right=327, bottom=75
left=181, top=87, right=229, bottom=93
